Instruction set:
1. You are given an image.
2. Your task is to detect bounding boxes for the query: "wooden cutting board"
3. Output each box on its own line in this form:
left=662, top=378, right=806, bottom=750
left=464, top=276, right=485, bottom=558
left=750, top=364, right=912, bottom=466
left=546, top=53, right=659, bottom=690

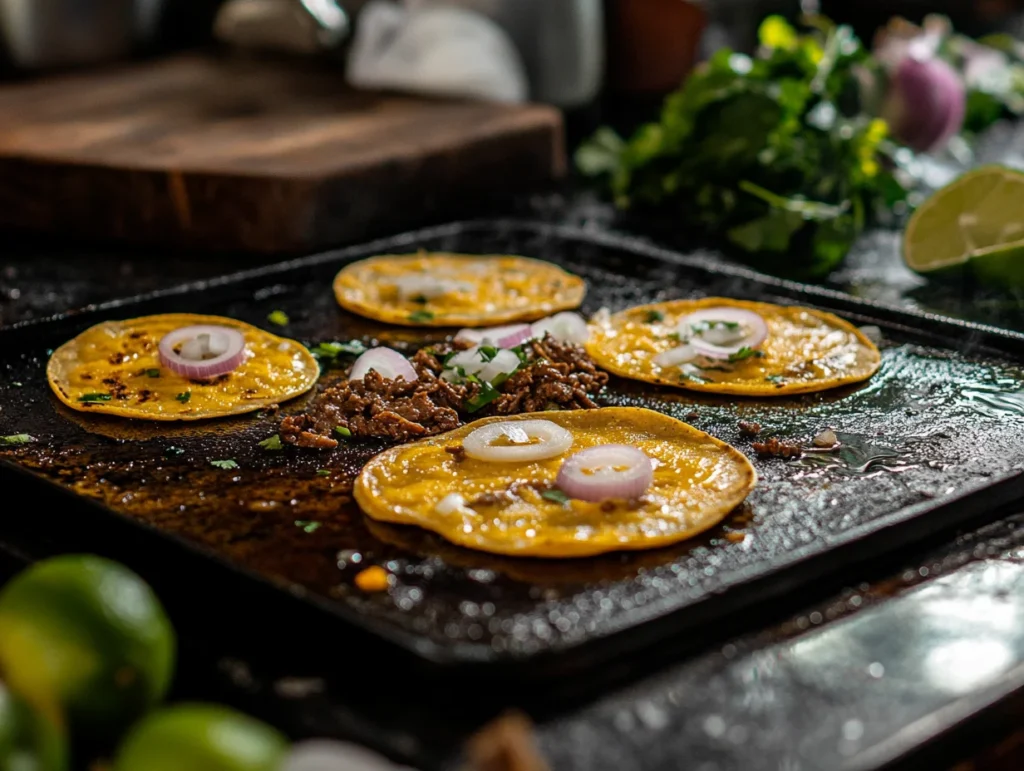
left=0, top=54, right=565, bottom=253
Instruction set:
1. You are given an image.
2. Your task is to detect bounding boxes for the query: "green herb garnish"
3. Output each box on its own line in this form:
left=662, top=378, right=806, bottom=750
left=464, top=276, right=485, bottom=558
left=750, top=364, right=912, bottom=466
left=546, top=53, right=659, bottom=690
left=316, top=469, right=331, bottom=477
left=11, top=382, right=22, bottom=388
left=267, top=310, right=289, bottom=326
left=146, top=368, right=160, bottom=378
left=334, top=426, right=352, bottom=438
left=541, top=489, right=570, bottom=505
left=165, top=446, right=184, bottom=457
left=479, top=345, right=499, bottom=362
left=728, top=347, right=764, bottom=363
left=78, top=393, right=111, bottom=402
left=411, top=294, right=429, bottom=305
left=309, top=340, right=367, bottom=367
left=465, top=380, right=501, bottom=413
left=408, top=309, right=435, bottom=323
left=0, top=434, right=35, bottom=445
left=295, top=520, right=322, bottom=533
left=176, top=392, right=191, bottom=403
left=258, top=434, right=283, bottom=451
left=210, top=459, right=238, bottom=470
left=645, top=310, right=665, bottom=323
left=576, top=15, right=912, bottom=278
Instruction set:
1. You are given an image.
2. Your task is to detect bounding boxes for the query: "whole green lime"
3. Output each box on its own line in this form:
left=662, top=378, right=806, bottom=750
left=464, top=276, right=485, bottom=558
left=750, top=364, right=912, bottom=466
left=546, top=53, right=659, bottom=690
left=0, top=555, right=176, bottom=741
left=114, top=704, right=289, bottom=771
left=0, top=680, right=68, bottom=771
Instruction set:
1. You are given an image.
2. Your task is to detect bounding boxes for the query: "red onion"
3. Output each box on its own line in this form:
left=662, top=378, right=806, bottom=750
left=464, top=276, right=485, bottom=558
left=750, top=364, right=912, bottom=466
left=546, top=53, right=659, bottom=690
left=462, top=420, right=573, bottom=462
left=555, top=445, right=654, bottom=502
left=158, top=325, right=246, bottom=380
left=455, top=323, right=533, bottom=349
left=678, top=307, right=768, bottom=360
left=349, top=347, right=418, bottom=382
left=882, top=55, right=965, bottom=153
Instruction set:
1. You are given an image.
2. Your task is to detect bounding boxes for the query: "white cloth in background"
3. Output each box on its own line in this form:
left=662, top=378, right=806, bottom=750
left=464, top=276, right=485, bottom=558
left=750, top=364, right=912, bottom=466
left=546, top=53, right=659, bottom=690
left=346, top=0, right=528, bottom=103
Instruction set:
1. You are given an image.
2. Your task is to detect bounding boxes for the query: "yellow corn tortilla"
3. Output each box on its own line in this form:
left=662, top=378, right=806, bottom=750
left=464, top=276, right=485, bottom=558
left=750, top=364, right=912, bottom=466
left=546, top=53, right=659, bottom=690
left=586, top=298, right=881, bottom=396
left=354, top=407, right=756, bottom=558
left=47, top=313, right=319, bottom=421
left=332, top=252, right=585, bottom=327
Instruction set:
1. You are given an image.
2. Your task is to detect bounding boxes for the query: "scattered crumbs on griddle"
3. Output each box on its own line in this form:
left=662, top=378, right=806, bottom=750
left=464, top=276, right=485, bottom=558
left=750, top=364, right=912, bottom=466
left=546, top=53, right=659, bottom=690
left=812, top=428, right=839, bottom=448
left=258, top=434, right=284, bottom=451
left=465, top=710, right=551, bottom=771
left=445, top=445, right=467, bottom=462
left=267, top=310, right=290, bottom=326
left=354, top=566, right=390, bottom=592
left=752, top=438, right=803, bottom=459
left=685, top=410, right=699, bottom=421
left=210, top=459, right=239, bottom=470
left=724, top=532, right=747, bottom=544
left=738, top=420, right=762, bottom=437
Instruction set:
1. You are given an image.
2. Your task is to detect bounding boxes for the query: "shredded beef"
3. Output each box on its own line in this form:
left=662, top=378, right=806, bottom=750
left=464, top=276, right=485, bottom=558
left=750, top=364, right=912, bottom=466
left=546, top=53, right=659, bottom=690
left=280, top=335, right=608, bottom=448
left=752, top=437, right=803, bottom=459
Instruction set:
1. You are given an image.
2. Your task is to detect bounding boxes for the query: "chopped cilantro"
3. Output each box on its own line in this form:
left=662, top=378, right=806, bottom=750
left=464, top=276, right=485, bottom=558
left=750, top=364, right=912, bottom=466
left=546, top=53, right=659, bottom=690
left=309, top=340, right=367, bottom=365
left=645, top=310, right=665, bottom=323
left=466, top=380, right=501, bottom=413
left=210, top=459, right=238, bottom=470
left=728, top=347, right=764, bottom=363
left=408, top=309, right=435, bottom=323
left=316, top=469, right=331, bottom=477
left=766, top=374, right=786, bottom=384
left=411, top=294, right=429, bottom=305
left=511, top=345, right=530, bottom=365
left=165, top=446, right=184, bottom=457
left=479, top=345, right=499, bottom=362
left=78, top=393, right=111, bottom=402
left=12, top=382, right=22, bottom=388
left=667, top=332, right=682, bottom=342
left=541, top=489, right=570, bottom=504
left=334, top=426, right=352, bottom=438
left=267, top=310, right=289, bottom=326
left=295, top=520, right=322, bottom=533
left=258, top=434, right=283, bottom=451
left=146, top=368, right=160, bottom=378
left=691, top=320, right=741, bottom=335
left=0, top=434, right=35, bottom=445
left=176, top=391, right=191, bottom=403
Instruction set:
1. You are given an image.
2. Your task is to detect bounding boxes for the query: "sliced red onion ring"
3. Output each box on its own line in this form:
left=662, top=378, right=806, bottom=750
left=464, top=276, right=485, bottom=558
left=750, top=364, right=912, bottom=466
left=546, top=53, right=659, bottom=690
left=455, top=323, right=533, bottom=349
left=463, top=419, right=573, bottom=463
left=158, top=325, right=246, bottom=380
left=531, top=312, right=589, bottom=344
left=678, top=307, right=769, bottom=360
left=349, top=347, right=418, bottom=382
left=555, top=444, right=654, bottom=502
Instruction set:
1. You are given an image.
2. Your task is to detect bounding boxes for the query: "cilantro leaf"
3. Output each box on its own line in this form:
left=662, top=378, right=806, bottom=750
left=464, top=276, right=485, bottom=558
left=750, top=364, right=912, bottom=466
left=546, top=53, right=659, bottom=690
left=645, top=310, right=665, bottom=323
left=316, top=469, right=331, bottom=477
left=146, top=368, right=160, bottom=378
left=210, top=459, right=238, bottom=470
left=294, top=520, right=322, bottom=533
left=0, top=434, right=35, bottom=445
left=465, top=380, right=501, bottom=413
left=541, top=489, right=570, bottom=505
left=479, top=345, right=499, bottom=362
left=334, top=426, right=352, bottom=438
left=176, top=392, right=191, bottom=403
left=408, top=310, right=435, bottom=323
left=267, top=310, right=289, bottom=326
left=258, top=434, right=283, bottom=451
left=309, top=340, right=367, bottom=366
left=78, top=393, right=111, bottom=403
left=728, top=347, right=764, bottom=363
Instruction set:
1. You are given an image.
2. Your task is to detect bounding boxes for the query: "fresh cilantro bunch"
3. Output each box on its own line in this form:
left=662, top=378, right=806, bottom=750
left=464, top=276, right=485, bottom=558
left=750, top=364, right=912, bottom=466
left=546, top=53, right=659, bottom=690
left=577, top=16, right=911, bottom=278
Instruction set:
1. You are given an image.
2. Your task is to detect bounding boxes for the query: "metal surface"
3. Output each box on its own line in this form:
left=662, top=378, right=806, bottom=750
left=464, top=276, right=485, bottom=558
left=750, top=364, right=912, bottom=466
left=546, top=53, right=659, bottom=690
left=4, top=220, right=1024, bottom=677
left=0, top=0, right=164, bottom=69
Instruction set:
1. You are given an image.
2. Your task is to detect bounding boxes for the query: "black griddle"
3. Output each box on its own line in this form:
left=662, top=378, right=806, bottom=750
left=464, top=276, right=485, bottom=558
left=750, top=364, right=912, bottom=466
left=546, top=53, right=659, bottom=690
left=3, top=220, right=1024, bottom=683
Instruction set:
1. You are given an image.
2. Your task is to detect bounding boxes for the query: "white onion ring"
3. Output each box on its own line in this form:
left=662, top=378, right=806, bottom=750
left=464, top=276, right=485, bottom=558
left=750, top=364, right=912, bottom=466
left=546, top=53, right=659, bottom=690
left=678, top=307, right=769, bottom=360
left=462, top=420, right=573, bottom=463
left=455, top=323, right=533, bottom=349
left=653, top=344, right=698, bottom=368
left=349, top=347, right=418, bottom=382
left=531, top=312, right=590, bottom=344
left=158, top=325, right=246, bottom=379
left=555, top=444, right=654, bottom=502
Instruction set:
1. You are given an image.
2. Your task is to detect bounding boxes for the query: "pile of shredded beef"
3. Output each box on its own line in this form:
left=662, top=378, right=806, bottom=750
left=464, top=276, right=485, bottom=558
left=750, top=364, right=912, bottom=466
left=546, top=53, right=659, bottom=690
left=280, top=336, right=608, bottom=448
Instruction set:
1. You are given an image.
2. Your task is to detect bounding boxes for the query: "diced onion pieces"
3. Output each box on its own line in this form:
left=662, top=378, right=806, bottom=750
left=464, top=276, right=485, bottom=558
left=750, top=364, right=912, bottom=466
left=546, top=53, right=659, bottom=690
left=349, top=347, right=418, bottom=382
left=555, top=444, right=654, bottom=503
left=455, top=312, right=590, bottom=350
left=462, top=420, right=573, bottom=463
left=531, top=312, right=590, bottom=344
left=455, top=323, right=533, bottom=349
left=158, top=325, right=247, bottom=380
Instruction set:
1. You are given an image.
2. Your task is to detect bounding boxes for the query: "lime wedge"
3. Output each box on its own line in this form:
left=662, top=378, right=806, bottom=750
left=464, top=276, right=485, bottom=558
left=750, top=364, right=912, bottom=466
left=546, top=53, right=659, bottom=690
left=904, top=165, right=1024, bottom=284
